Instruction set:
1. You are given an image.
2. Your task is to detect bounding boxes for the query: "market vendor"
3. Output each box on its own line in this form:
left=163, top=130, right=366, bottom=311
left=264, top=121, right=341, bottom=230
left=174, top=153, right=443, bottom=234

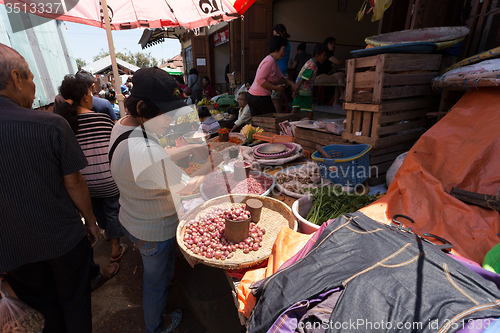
left=233, top=79, right=253, bottom=103
left=247, top=35, right=297, bottom=116
left=108, top=67, right=222, bottom=333
left=230, top=91, right=251, bottom=133
left=315, top=37, right=345, bottom=106
left=201, top=76, right=218, bottom=100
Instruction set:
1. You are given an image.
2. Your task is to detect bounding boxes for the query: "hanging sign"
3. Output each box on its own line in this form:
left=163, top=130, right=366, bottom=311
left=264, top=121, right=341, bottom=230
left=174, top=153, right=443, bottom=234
left=214, top=28, right=229, bottom=46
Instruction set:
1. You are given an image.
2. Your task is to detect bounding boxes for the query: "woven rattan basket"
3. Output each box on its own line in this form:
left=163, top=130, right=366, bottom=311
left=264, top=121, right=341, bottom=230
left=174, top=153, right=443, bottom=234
left=176, top=194, right=297, bottom=269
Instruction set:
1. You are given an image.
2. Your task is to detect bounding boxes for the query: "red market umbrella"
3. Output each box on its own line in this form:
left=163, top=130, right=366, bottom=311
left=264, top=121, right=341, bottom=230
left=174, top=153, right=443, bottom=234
left=0, top=0, right=251, bottom=30
left=0, top=0, right=254, bottom=115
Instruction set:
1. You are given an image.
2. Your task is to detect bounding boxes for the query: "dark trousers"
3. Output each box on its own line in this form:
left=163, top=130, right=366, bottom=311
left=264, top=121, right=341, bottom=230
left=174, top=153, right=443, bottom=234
left=247, top=93, right=276, bottom=117
left=6, top=236, right=93, bottom=333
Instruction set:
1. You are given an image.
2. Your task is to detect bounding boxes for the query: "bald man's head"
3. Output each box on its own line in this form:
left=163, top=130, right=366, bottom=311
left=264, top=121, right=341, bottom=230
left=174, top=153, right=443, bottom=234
left=0, top=43, right=35, bottom=108
left=0, top=43, right=30, bottom=91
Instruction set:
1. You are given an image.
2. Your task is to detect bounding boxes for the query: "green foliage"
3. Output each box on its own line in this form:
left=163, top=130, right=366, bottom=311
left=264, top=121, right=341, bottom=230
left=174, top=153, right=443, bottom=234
left=305, top=187, right=380, bottom=225
left=75, top=57, right=87, bottom=68
left=92, top=50, right=110, bottom=62
left=92, top=48, right=160, bottom=68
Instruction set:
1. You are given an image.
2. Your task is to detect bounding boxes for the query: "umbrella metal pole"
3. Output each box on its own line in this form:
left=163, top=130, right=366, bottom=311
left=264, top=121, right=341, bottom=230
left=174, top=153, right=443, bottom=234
left=101, top=0, right=126, bottom=118
left=241, top=17, right=245, bottom=86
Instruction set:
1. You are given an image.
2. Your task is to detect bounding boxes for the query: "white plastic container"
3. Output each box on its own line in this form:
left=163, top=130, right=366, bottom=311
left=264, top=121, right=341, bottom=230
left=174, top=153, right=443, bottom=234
left=291, top=195, right=320, bottom=234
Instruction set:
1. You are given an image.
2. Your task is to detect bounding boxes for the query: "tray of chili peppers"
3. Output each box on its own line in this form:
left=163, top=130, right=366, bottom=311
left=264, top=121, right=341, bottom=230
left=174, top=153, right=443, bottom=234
left=207, top=133, right=245, bottom=152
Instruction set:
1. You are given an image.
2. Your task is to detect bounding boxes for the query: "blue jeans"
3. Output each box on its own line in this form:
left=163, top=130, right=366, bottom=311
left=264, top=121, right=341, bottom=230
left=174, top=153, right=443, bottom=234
left=122, top=227, right=176, bottom=333
left=91, top=195, right=124, bottom=239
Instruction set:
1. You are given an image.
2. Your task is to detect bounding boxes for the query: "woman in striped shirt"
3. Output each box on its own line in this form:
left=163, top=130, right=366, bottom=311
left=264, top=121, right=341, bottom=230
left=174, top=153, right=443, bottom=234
left=55, top=76, right=127, bottom=263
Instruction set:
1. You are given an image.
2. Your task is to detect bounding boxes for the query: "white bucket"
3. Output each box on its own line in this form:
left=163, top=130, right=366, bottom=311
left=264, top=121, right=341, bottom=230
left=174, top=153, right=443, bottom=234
left=291, top=195, right=320, bottom=234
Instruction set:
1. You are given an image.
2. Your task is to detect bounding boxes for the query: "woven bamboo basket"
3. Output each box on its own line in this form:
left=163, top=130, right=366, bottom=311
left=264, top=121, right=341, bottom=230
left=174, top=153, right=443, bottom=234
left=176, top=194, right=297, bottom=269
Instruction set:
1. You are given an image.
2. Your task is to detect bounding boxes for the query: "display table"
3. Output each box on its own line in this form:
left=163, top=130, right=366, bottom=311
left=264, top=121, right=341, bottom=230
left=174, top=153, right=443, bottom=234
left=294, top=125, right=347, bottom=154
left=261, top=159, right=309, bottom=209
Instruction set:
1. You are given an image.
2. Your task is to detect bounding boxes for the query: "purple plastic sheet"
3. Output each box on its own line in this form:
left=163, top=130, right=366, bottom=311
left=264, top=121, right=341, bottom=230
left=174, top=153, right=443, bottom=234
left=266, top=288, right=340, bottom=333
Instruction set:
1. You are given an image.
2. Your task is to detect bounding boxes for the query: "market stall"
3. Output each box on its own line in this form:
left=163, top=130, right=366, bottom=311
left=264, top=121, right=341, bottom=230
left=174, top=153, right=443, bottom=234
left=167, top=28, right=500, bottom=333
left=170, top=104, right=391, bottom=326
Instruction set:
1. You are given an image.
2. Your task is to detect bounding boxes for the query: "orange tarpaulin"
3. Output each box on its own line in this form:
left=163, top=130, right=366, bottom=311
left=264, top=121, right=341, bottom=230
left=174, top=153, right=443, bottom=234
left=237, top=88, right=500, bottom=317
left=361, top=87, right=500, bottom=264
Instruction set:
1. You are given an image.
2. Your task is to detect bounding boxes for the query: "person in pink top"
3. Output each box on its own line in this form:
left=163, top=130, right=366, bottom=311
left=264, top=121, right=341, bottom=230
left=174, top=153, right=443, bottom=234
left=247, top=36, right=296, bottom=117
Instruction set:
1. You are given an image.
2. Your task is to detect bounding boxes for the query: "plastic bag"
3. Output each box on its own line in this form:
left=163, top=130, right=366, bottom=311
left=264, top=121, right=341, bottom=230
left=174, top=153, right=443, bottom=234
left=0, top=280, right=45, bottom=333
left=385, top=151, right=408, bottom=188
left=312, top=120, right=326, bottom=129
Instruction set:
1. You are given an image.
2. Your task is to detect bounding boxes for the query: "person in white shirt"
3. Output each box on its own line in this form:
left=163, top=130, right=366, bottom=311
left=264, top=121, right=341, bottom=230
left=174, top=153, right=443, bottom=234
left=230, top=91, right=251, bottom=133
left=108, top=68, right=221, bottom=333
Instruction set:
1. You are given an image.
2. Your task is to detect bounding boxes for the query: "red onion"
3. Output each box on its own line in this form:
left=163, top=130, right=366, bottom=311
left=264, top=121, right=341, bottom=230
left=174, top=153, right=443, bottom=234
left=183, top=205, right=267, bottom=261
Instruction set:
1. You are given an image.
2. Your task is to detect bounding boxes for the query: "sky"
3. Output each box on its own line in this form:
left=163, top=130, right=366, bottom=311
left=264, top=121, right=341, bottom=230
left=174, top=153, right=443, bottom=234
left=64, top=21, right=182, bottom=66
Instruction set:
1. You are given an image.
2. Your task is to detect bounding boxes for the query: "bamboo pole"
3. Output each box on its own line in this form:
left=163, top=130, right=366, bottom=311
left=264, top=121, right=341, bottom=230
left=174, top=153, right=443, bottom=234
left=101, top=0, right=126, bottom=118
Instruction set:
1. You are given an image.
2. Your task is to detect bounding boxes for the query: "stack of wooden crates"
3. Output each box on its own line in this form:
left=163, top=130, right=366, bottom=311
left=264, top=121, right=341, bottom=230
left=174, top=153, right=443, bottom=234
left=342, top=53, right=442, bottom=185
left=252, top=113, right=298, bottom=134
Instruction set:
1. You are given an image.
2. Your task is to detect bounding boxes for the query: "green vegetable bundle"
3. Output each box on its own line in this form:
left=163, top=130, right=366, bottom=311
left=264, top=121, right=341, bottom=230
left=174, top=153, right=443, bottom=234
left=305, top=186, right=379, bottom=226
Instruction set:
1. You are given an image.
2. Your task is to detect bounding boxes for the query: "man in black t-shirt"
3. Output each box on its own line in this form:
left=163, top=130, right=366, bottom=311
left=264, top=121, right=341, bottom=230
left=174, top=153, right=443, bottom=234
left=291, top=42, right=312, bottom=81
left=0, top=43, right=98, bottom=333
left=76, top=70, right=117, bottom=121
left=105, top=82, right=116, bottom=100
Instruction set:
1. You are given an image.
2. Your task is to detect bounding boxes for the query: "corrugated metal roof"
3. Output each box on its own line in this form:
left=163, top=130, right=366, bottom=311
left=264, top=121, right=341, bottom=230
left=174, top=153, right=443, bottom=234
left=0, top=6, right=77, bottom=108
left=83, top=55, right=140, bottom=74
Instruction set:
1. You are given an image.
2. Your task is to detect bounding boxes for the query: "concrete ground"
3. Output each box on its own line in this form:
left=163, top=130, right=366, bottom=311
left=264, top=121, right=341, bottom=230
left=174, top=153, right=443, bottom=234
left=91, top=233, right=246, bottom=333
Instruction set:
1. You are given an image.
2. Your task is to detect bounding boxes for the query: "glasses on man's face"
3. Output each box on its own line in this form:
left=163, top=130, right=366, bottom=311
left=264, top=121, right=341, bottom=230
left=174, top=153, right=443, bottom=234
left=238, top=98, right=246, bottom=101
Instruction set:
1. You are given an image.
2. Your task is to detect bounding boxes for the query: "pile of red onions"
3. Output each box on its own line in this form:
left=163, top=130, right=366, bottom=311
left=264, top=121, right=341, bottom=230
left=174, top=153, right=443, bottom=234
left=203, top=174, right=274, bottom=199
left=225, top=206, right=250, bottom=221
left=231, top=178, right=266, bottom=195
left=183, top=206, right=266, bottom=260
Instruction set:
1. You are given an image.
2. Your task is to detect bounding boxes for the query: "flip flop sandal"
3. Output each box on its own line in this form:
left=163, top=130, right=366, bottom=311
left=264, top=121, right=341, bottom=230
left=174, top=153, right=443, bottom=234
left=91, top=262, right=120, bottom=291
left=101, top=229, right=111, bottom=241
left=110, top=244, right=128, bottom=263
left=162, top=309, right=182, bottom=333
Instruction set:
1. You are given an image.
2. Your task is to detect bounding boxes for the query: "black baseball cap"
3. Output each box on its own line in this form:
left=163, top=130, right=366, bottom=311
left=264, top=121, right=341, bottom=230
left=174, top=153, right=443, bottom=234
left=131, top=67, right=192, bottom=118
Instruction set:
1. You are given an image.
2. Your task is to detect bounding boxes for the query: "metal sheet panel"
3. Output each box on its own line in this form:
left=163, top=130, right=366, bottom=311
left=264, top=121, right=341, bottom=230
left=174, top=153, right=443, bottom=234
left=0, top=5, right=77, bottom=108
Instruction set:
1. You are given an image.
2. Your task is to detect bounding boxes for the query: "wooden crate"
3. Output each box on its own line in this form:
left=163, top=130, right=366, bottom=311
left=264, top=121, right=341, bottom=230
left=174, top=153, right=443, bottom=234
left=345, top=53, right=442, bottom=104
left=427, top=87, right=466, bottom=121
left=294, top=126, right=348, bottom=153
left=341, top=98, right=433, bottom=149
left=252, top=113, right=299, bottom=134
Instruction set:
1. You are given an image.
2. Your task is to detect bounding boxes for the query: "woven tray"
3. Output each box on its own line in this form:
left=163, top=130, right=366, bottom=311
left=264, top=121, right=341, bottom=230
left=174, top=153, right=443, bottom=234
left=254, top=142, right=296, bottom=159
left=176, top=194, right=297, bottom=269
left=180, top=191, right=202, bottom=201
left=207, top=133, right=246, bottom=152
left=274, top=163, right=327, bottom=199
left=242, top=143, right=304, bottom=166
left=207, top=132, right=246, bottom=144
